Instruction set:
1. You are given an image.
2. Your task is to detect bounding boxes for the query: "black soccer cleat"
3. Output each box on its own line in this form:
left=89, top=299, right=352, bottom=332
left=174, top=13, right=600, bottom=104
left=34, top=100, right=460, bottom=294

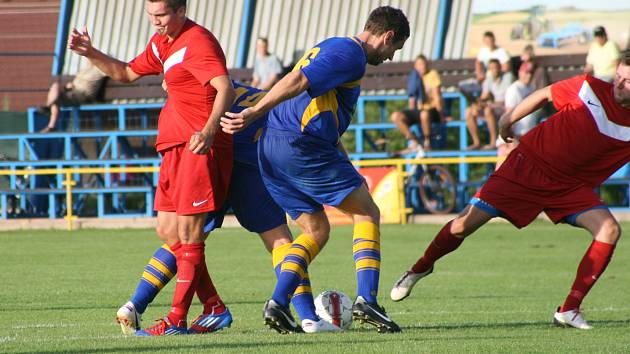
left=352, top=296, right=402, bottom=333
left=262, top=299, right=304, bottom=334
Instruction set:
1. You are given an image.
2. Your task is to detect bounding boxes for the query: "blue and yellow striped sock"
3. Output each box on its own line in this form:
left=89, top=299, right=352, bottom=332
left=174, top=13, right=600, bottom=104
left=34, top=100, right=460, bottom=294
left=353, top=221, right=381, bottom=304
left=272, top=243, right=318, bottom=321
left=130, top=244, right=177, bottom=314
left=272, top=234, right=320, bottom=308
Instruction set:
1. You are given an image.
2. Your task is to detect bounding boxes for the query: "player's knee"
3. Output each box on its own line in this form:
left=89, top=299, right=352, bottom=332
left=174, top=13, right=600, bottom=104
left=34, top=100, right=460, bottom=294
left=155, top=224, right=174, bottom=242
left=601, top=219, right=621, bottom=243
left=449, top=217, right=471, bottom=238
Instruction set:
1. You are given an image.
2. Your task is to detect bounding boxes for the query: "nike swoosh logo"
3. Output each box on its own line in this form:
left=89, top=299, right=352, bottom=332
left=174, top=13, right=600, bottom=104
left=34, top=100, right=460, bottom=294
left=587, top=100, right=600, bottom=107
left=370, top=308, right=392, bottom=322
left=192, top=200, right=208, bottom=207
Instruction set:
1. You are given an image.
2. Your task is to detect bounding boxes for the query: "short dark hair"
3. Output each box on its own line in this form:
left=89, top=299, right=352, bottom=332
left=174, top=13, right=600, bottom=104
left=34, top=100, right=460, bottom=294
left=483, top=31, right=495, bottom=39
left=364, top=6, right=410, bottom=43
left=488, top=58, right=501, bottom=67
left=622, top=50, right=630, bottom=66
left=147, top=0, right=186, bottom=11
left=416, top=54, right=428, bottom=62
left=257, top=37, right=268, bottom=44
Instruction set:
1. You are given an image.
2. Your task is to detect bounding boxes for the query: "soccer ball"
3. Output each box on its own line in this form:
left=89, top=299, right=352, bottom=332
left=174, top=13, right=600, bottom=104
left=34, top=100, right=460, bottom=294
left=314, top=290, right=353, bottom=329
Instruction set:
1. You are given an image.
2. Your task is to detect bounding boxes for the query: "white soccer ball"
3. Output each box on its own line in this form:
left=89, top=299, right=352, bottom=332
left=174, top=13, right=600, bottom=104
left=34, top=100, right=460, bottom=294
left=314, top=290, right=353, bottom=329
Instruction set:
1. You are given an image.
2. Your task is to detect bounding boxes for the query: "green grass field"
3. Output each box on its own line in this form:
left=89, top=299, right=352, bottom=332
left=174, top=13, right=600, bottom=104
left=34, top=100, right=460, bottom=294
left=1, top=223, right=629, bottom=353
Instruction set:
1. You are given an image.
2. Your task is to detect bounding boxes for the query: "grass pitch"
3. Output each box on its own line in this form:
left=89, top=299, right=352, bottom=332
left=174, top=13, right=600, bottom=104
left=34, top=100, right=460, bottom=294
left=1, top=222, right=629, bottom=353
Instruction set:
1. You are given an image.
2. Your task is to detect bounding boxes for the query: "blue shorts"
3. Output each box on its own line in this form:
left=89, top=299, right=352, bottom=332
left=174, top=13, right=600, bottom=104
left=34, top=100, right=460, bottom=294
left=258, top=129, right=365, bottom=219
left=204, top=161, right=286, bottom=234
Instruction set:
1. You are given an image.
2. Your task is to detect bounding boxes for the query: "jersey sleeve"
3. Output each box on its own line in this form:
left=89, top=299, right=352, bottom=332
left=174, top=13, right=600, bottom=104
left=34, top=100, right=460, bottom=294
left=128, top=39, right=162, bottom=76
left=183, top=32, right=228, bottom=86
left=550, top=75, right=585, bottom=110
left=301, top=46, right=365, bottom=98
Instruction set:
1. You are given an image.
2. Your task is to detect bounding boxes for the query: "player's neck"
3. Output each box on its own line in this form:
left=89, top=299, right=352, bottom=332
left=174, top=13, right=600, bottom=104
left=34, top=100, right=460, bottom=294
left=166, top=18, right=188, bottom=42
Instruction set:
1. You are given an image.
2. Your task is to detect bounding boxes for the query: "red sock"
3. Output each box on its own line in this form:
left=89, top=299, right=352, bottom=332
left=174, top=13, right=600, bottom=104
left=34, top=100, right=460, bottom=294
left=560, top=240, right=616, bottom=312
left=196, top=261, right=226, bottom=314
left=167, top=243, right=205, bottom=327
left=170, top=241, right=182, bottom=254
left=412, top=221, right=464, bottom=273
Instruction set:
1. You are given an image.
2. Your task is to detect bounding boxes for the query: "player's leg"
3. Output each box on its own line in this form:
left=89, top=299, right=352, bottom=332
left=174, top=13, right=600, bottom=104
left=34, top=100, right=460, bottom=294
left=116, top=211, right=179, bottom=334
left=333, top=184, right=400, bottom=333
left=264, top=211, right=328, bottom=333
left=263, top=225, right=339, bottom=333
left=391, top=203, right=495, bottom=303
left=553, top=207, right=620, bottom=329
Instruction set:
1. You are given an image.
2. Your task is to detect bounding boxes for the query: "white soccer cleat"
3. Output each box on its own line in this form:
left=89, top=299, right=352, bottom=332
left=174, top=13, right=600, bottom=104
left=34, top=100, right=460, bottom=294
left=390, top=266, right=433, bottom=302
left=301, top=318, right=342, bottom=333
left=553, top=307, right=593, bottom=330
left=116, top=301, right=142, bottom=334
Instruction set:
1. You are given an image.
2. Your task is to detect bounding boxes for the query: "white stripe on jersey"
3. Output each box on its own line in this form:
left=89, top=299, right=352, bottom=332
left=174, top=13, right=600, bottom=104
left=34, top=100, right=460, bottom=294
left=579, top=81, right=630, bottom=141
left=151, top=42, right=163, bottom=65
left=163, top=47, right=187, bottom=74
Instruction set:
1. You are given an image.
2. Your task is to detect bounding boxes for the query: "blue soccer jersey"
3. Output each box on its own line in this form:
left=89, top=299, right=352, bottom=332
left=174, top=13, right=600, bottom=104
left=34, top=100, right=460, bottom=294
left=266, top=36, right=367, bottom=144
left=231, top=81, right=268, bottom=166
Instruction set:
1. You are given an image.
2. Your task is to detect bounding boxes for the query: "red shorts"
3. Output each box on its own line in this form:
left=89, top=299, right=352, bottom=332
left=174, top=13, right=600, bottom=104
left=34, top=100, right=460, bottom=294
left=475, top=149, right=604, bottom=228
left=154, top=143, right=232, bottom=215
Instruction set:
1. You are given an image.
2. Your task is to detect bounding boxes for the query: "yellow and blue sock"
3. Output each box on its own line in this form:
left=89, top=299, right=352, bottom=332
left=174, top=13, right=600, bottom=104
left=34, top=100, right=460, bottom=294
left=130, top=243, right=177, bottom=314
left=272, top=234, right=320, bottom=308
left=272, top=243, right=318, bottom=321
left=353, top=221, right=381, bottom=304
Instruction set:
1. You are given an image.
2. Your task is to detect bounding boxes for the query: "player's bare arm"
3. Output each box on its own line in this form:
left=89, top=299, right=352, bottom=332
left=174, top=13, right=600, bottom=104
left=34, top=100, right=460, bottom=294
left=68, top=26, right=141, bottom=83
left=499, top=85, right=551, bottom=143
left=189, top=75, right=235, bottom=154
left=221, top=70, right=310, bottom=134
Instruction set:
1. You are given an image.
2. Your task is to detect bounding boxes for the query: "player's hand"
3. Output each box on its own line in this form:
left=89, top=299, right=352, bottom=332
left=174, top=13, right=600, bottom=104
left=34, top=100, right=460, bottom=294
left=161, top=80, right=168, bottom=92
left=498, top=112, right=514, bottom=144
left=68, top=26, right=94, bottom=57
left=189, top=131, right=213, bottom=154
left=220, top=108, right=259, bottom=134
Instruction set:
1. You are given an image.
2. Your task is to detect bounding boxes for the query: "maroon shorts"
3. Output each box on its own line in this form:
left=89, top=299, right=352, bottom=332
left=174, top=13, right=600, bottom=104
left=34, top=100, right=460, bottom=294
left=474, top=149, right=605, bottom=228
left=154, top=143, right=232, bottom=215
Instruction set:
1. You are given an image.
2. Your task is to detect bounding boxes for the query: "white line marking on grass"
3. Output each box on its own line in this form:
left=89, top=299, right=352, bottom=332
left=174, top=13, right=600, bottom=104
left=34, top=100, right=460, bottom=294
left=389, top=307, right=630, bottom=316
left=13, top=323, right=80, bottom=329
left=0, top=336, right=16, bottom=343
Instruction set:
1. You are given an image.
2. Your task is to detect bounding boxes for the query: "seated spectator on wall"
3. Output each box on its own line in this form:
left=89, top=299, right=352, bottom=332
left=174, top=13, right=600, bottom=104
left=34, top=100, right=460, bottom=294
left=465, top=59, right=513, bottom=150
left=459, top=31, right=511, bottom=101
left=390, top=55, right=445, bottom=151
left=251, top=37, right=283, bottom=90
left=584, top=26, right=620, bottom=83
left=495, top=62, right=541, bottom=169
left=39, top=63, right=107, bottom=133
left=520, top=44, right=548, bottom=90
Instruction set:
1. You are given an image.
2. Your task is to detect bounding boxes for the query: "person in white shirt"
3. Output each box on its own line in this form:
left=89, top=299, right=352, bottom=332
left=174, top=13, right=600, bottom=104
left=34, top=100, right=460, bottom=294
left=475, top=31, right=511, bottom=83
left=251, top=37, right=283, bottom=90
left=495, top=62, right=540, bottom=169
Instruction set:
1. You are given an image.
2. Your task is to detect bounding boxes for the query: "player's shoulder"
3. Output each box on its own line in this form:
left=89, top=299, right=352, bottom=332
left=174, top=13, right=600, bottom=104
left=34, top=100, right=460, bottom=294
left=182, top=20, right=220, bottom=44
left=317, top=36, right=364, bottom=56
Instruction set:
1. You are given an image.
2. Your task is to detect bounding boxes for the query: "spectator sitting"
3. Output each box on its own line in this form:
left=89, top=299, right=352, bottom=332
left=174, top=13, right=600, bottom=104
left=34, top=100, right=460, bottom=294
left=475, top=31, right=511, bottom=83
left=39, top=63, right=106, bottom=133
left=520, top=44, right=548, bottom=90
left=251, top=37, right=283, bottom=90
left=584, top=26, right=620, bottom=83
left=465, top=59, right=513, bottom=150
left=495, top=62, right=541, bottom=169
left=459, top=31, right=511, bottom=101
left=390, top=54, right=445, bottom=151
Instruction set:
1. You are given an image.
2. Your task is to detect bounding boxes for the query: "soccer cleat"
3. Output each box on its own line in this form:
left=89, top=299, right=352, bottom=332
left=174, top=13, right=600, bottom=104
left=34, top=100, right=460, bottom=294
left=301, top=318, right=342, bottom=333
left=262, top=299, right=304, bottom=334
left=352, top=296, right=401, bottom=333
left=553, top=307, right=593, bottom=330
left=188, top=308, right=233, bottom=334
left=135, top=316, right=188, bottom=336
left=390, top=266, right=433, bottom=302
left=116, top=301, right=142, bottom=334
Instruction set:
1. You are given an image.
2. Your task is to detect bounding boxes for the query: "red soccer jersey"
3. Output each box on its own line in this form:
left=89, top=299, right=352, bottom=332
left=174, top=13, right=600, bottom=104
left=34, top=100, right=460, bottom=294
left=129, top=19, right=231, bottom=151
left=519, top=74, right=630, bottom=186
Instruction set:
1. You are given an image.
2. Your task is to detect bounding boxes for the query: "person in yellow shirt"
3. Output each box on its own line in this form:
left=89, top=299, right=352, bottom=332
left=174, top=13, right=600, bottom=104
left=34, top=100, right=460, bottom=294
left=585, top=26, right=620, bottom=83
left=390, top=54, right=444, bottom=151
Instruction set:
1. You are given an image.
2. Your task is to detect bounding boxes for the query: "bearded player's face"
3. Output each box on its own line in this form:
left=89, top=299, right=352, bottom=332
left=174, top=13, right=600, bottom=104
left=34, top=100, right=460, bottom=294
left=613, top=64, right=630, bottom=107
left=146, top=1, right=186, bottom=37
